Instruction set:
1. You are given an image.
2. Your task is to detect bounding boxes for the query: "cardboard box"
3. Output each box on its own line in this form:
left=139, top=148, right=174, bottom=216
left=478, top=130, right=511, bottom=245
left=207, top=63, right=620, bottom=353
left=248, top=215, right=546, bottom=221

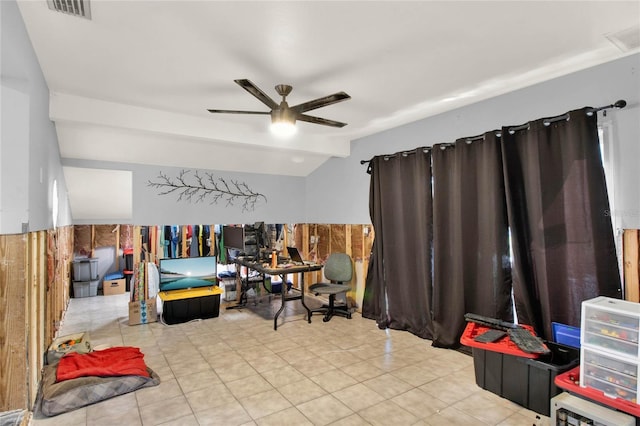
left=128, top=298, right=158, bottom=325
left=103, top=278, right=126, bottom=295
left=46, top=332, right=91, bottom=364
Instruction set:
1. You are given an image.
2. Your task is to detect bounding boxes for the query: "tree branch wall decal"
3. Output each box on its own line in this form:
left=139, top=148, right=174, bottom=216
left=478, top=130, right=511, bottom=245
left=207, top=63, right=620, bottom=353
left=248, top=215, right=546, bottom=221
left=147, top=170, right=267, bottom=212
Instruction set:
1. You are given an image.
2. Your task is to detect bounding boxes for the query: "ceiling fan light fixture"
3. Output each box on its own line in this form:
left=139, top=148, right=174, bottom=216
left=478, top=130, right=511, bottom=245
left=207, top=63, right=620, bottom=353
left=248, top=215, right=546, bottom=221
left=270, top=120, right=297, bottom=138
left=270, top=107, right=297, bottom=137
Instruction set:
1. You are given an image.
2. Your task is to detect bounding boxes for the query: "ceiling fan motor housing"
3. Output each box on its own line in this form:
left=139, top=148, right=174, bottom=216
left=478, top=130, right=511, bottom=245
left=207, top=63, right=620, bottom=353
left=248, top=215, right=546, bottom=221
left=271, top=102, right=296, bottom=124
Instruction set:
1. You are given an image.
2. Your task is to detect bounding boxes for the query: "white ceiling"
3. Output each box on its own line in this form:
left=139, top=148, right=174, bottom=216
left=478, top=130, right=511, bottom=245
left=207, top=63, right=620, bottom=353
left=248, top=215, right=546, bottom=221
left=15, top=0, right=640, bottom=219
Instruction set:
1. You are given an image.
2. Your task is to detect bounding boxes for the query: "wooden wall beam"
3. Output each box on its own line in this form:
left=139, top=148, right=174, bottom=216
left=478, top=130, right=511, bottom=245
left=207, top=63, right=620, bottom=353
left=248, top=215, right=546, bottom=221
left=182, top=225, right=188, bottom=258
left=27, top=231, right=46, bottom=408
left=624, top=229, right=640, bottom=302
left=149, top=226, right=157, bottom=263
left=133, top=226, right=142, bottom=266
left=115, top=225, right=120, bottom=271
left=90, top=225, right=95, bottom=258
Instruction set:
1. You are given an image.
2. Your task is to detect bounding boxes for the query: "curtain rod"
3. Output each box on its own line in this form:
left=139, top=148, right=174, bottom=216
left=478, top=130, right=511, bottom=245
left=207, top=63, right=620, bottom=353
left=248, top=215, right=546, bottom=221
left=359, top=147, right=433, bottom=165
left=360, top=100, right=627, bottom=166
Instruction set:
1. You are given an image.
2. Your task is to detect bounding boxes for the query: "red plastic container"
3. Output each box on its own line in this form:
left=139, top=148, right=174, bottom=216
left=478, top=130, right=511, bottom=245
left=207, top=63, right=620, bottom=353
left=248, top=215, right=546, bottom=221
left=460, top=321, right=543, bottom=359
left=555, top=366, right=640, bottom=418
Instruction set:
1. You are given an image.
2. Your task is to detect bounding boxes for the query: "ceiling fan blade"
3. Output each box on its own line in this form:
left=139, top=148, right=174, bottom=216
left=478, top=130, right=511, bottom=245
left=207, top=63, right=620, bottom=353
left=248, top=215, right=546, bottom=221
left=297, top=114, right=348, bottom=128
left=207, top=109, right=270, bottom=115
left=234, top=79, right=278, bottom=109
left=292, top=92, right=350, bottom=113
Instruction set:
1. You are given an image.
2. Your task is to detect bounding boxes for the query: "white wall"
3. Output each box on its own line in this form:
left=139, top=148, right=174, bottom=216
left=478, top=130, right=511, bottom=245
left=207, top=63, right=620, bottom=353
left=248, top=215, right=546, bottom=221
left=306, top=53, right=640, bottom=227
left=0, top=82, right=29, bottom=233
left=61, top=158, right=306, bottom=225
left=0, top=0, right=72, bottom=233
left=134, top=163, right=306, bottom=225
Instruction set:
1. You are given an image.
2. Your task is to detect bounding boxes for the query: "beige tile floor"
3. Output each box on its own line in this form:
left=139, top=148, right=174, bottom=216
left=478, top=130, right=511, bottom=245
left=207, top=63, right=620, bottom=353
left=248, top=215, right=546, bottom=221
left=31, top=290, right=550, bottom=425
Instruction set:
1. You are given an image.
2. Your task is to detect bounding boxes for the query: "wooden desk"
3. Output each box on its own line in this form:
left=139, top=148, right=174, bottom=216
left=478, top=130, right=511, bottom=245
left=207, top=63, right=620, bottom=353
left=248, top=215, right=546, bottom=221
left=233, top=257, right=323, bottom=330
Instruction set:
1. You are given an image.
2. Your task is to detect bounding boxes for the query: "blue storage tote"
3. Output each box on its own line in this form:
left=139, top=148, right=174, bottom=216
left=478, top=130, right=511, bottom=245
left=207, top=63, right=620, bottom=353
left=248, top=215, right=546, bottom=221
left=552, top=322, right=580, bottom=348
left=104, top=272, right=124, bottom=280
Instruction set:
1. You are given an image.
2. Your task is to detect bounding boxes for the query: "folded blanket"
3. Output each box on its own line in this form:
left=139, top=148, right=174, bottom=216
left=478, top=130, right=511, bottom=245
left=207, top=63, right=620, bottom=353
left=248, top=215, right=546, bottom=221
left=56, top=346, right=150, bottom=382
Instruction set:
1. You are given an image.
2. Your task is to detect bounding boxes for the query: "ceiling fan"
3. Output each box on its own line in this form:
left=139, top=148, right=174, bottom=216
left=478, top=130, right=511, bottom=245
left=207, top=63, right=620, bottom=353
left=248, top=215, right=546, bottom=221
left=207, top=79, right=351, bottom=134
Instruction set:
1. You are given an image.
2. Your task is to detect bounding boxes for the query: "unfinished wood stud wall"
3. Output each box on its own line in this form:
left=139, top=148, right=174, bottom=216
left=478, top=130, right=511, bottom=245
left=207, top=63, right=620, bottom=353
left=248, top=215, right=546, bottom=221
left=0, top=234, right=27, bottom=411
left=73, top=224, right=133, bottom=268
left=0, top=226, right=73, bottom=412
left=292, top=224, right=374, bottom=311
left=47, top=227, right=73, bottom=342
left=624, top=229, right=640, bottom=302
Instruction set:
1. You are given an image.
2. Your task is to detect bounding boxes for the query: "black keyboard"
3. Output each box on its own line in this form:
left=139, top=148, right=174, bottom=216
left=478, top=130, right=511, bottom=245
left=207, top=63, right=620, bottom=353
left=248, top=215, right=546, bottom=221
left=464, top=313, right=550, bottom=355
left=464, top=313, right=518, bottom=331
left=507, top=327, right=550, bottom=355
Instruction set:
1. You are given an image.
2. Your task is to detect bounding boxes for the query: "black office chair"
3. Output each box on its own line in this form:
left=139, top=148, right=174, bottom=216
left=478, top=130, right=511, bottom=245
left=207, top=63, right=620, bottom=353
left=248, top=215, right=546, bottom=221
left=309, top=253, right=353, bottom=322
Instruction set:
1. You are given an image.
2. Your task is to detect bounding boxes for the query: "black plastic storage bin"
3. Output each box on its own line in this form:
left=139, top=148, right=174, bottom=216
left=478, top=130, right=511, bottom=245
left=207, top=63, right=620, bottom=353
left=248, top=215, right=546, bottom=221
left=123, top=271, right=133, bottom=292
left=472, top=341, right=579, bottom=416
left=124, top=249, right=133, bottom=271
left=162, top=294, right=220, bottom=325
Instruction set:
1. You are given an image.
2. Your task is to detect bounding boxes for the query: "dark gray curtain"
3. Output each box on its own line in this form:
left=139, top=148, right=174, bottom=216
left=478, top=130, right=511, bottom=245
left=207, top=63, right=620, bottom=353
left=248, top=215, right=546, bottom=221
left=431, top=134, right=513, bottom=348
left=362, top=148, right=434, bottom=339
left=501, top=108, right=621, bottom=340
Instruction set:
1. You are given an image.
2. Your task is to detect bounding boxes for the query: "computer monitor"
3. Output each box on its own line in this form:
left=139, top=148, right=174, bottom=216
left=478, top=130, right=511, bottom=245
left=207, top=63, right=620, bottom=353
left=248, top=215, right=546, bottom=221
left=223, top=225, right=244, bottom=252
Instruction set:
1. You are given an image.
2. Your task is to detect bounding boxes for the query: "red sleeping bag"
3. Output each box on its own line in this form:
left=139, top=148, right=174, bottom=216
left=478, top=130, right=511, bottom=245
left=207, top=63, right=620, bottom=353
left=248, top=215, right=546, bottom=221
left=56, top=346, right=150, bottom=382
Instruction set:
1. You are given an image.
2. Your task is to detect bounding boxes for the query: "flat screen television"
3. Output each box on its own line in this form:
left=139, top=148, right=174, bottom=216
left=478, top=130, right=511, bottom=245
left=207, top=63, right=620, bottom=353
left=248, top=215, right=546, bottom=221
left=159, top=256, right=217, bottom=292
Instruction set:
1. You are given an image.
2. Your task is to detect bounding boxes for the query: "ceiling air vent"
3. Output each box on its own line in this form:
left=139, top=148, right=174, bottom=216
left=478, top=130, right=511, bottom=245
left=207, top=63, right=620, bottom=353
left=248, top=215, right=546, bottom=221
left=605, top=25, right=640, bottom=53
left=46, top=0, right=91, bottom=19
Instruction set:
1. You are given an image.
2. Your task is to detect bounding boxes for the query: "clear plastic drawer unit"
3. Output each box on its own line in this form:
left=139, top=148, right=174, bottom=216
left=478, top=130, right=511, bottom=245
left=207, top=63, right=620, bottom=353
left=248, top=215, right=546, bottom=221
left=580, top=296, right=640, bottom=404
